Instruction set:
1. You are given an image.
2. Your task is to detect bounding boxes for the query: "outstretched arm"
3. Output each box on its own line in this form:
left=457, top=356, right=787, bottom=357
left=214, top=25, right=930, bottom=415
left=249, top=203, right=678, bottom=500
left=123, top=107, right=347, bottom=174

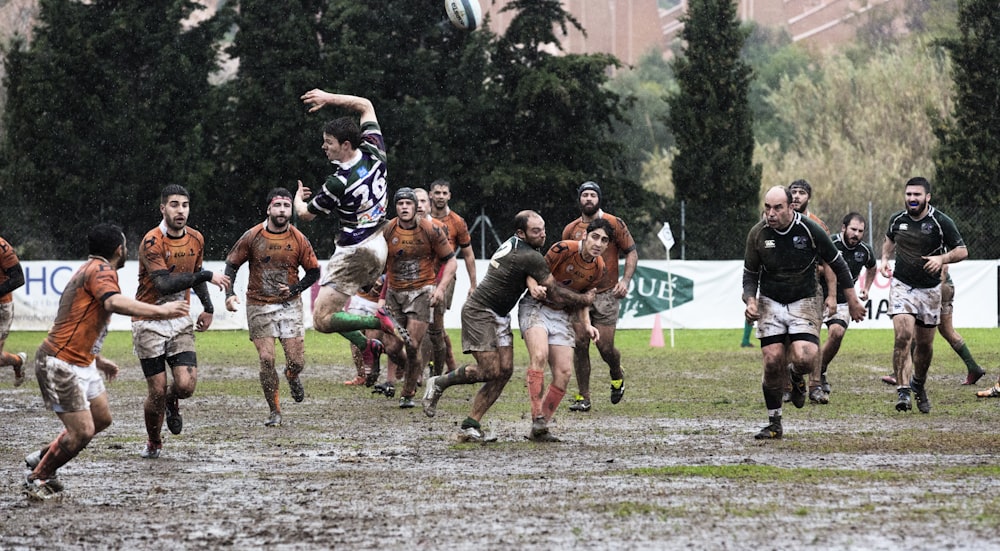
left=301, top=89, right=377, bottom=125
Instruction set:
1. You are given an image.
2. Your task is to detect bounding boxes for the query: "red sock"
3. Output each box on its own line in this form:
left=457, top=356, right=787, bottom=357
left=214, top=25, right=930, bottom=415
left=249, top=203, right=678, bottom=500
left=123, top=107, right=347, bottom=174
left=33, top=431, right=80, bottom=480
left=541, top=385, right=566, bottom=422
left=1, top=351, right=20, bottom=367
left=527, top=369, right=545, bottom=419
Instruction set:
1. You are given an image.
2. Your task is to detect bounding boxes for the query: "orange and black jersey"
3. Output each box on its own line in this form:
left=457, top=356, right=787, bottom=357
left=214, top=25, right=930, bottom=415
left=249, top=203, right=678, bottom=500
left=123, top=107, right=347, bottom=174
left=383, top=218, right=454, bottom=291
left=432, top=210, right=472, bottom=252
left=225, top=223, right=320, bottom=305
left=562, top=211, right=636, bottom=292
left=41, top=257, right=120, bottom=366
left=134, top=222, right=207, bottom=321
left=0, top=236, right=22, bottom=303
left=542, top=240, right=606, bottom=310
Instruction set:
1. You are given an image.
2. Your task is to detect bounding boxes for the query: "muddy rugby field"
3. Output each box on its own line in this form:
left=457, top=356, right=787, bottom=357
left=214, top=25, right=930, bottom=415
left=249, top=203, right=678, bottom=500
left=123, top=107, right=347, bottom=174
left=2, top=329, right=1000, bottom=550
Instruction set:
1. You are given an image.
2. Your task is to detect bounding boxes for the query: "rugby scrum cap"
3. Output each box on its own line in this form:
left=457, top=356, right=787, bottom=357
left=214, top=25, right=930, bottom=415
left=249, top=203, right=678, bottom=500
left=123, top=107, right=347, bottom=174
left=578, top=181, right=602, bottom=199
left=394, top=187, right=417, bottom=204
left=788, top=179, right=812, bottom=197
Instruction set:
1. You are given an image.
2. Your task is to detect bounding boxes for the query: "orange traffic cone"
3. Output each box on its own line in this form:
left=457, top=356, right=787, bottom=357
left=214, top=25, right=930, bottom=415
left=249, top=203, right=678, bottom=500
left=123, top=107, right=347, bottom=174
left=650, top=313, right=664, bottom=348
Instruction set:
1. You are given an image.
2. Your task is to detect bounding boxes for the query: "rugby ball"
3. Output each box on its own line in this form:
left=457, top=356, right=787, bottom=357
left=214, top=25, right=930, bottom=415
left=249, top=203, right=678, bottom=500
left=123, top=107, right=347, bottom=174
left=445, top=0, right=482, bottom=30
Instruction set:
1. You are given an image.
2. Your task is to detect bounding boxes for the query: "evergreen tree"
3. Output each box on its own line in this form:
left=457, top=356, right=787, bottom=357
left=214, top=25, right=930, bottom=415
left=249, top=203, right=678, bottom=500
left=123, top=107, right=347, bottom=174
left=932, top=0, right=1000, bottom=259
left=1, top=0, right=232, bottom=258
left=479, top=0, right=662, bottom=251
left=667, top=0, right=760, bottom=259
left=211, top=0, right=325, bottom=254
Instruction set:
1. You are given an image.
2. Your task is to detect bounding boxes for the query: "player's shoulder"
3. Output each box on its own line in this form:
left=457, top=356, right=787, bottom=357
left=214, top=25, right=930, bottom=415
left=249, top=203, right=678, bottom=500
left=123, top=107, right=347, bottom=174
left=185, top=226, right=206, bottom=243
left=601, top=211, right=629, bottom=228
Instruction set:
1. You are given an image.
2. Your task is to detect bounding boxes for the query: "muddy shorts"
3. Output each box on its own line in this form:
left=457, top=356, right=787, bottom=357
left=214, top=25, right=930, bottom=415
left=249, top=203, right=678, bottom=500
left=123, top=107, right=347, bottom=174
left=588, top=288, right=621, bottom=326
left=131, top=317, right=196, bottom=360
left=461, top=300, right=512, bottom=353
left=386, top=285, right=434, bottom=325
left=889, top=278, right=940, bottom=326
left=320, top=231, right=388, bottom=298
left=756, top=294, right=822, bottom=340
left=247, top=301, right=304, bottom=340
left=34, top=348, right=105, bottom=413
left=0, top=302, right=11, bottom=340
left=345, top=295, right=379, bottom=316
left=940, top=280, right=955, bottom=317
left=517, top=296, right=575, bottom=347
left=823, top=302, right=851, bottom=329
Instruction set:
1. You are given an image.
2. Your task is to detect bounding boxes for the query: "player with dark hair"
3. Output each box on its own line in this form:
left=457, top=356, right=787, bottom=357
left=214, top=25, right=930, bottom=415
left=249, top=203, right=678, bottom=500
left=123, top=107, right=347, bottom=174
left=23, top=223, right=189, bottom=500
left=562, top=181, right=637, bottom=412
left=0, top=234, right=26, bottom=386
left=133, top=185, right=231, bottom=459
left=224, top=188, right=321, bottom=426
left=428, top=179, right=477, bottom=375
left=880, top=177, right=967, bottom=413
left=521, top=218, right=610, bottom=441
left=422, top=210, right=594, bottom=442
left=817, top=213, right=876, bottom=398
left=294, top=89, right=410, bottom=387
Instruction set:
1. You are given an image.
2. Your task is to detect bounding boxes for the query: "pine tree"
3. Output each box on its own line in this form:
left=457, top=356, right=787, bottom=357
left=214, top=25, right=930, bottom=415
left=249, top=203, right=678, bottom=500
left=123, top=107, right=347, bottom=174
left=932, top=0, right=1000, bottom=259
left=1, top=0, right=232, bottom=257
left=667, top=0, right=761, bottom=259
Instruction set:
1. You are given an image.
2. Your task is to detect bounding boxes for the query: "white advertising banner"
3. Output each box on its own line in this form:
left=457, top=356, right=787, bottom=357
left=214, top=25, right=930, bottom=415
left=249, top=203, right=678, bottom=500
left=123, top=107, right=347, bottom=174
left=10, top=259, right=999, bottom=331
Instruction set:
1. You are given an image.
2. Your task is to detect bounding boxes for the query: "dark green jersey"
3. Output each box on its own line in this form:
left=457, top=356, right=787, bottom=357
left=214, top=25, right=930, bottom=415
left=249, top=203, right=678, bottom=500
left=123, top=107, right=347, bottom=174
left=823, top=233, right=876, bottom=304
left=468, top=235, right=551, bottom=315
left=744, top=213, right=846, bottom=304
left=885, top=207, right=965, bottom=289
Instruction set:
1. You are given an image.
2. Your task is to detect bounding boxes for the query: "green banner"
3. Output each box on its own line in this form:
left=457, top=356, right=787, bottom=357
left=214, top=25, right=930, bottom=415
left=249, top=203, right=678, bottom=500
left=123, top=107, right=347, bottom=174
left=619, top=264, right=694, bottom=318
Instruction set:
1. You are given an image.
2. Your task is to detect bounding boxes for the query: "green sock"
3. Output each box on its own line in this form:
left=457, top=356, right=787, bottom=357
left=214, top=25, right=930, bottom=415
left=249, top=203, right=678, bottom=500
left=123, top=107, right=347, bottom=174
left=741, top=321, right=753, bottom=344
left=953, top=341, right=979, bottom=371
left=326, top=311, right=379, bottom=334
left=340, top=330, right=368, bottom=350
left=461, top=417, right=480, bottom=430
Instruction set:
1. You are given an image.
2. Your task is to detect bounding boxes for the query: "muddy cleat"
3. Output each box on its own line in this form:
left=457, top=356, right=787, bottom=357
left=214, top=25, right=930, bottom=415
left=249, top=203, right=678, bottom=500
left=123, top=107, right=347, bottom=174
left=809, top=387, right=829, bottom=405
left=24, top=449, right=42, bottom=470
left=788, top=368, right=807, bottom=409
left=422, top=375, right=443, bottom=418
left=399, top=396, right=415, bottom=409
left=610, top=379, right=624, bottom=405
left=895, top=388, right=912, bottom=412
left=754, top=415, right=782, bottom=440
left=976, top=384, right=1000, bottom=398
left=820, top=374, right=831, bottom=395
left=165, top=396, right=183, bottom=435
left=568, top=395, right=591, bottom=412
left=361, top=339, right=384, bottom=387
left=881, top=375, right=897, bottom=386
left=911, top=379, right=931, bottom=414
left=343, top=375, right=366, bottom=386
left=13, top=352, right=27, bottom=387
left=24, top=450, right=63, bottom=492
left=375, top=307, right=411, bottom=347
left=287, top=373, right=305, bottom=403
left=140, top=440, right=162, bottom=459
left=963, top=366, right=986, bottom=386
left=527, top=416, right=561, bottom=442
left=372, top=382, right=395, bottom=398
left=264, top=411, right=282, bottom=427
left=24, top=473, right=63, bottom=501
left=458, top=425, right=485, bottom=443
